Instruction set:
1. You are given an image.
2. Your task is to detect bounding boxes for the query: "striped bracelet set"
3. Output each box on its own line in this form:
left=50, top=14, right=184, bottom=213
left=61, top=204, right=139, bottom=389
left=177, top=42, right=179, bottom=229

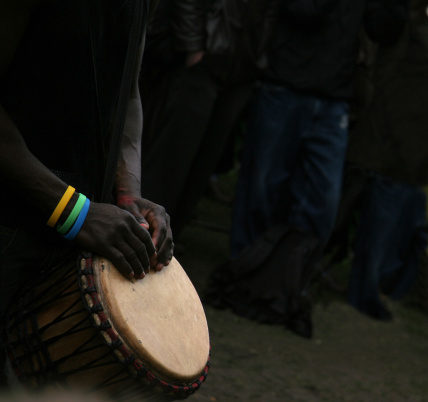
left=46, top=186, right=91, bottom=241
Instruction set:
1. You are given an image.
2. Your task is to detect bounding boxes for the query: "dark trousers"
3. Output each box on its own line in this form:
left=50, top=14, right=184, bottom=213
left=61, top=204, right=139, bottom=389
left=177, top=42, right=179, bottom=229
left=140, top=60, right=253, bottom=238
left=347, top=175, right=427, bottom=319
left=230, top=83, right=349, bottom=256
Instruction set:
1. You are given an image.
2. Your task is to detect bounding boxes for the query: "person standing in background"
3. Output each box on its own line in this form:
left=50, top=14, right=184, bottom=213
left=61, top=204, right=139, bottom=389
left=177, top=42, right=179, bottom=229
left=139, top=0, right=280, bottom=241
left=334, top=0, right=428, bottom=321
left=209, top=0, right=408, bottom=338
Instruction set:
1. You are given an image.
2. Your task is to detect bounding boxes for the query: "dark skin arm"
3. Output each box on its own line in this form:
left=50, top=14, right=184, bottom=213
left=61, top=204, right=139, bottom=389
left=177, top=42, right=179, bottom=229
left=0, top=0, right=173, bottom=280
left=79, top=37, right=174, bottom=276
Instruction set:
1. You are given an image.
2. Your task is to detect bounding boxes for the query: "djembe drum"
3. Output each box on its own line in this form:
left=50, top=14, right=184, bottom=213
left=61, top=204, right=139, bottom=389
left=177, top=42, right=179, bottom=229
left=4, top=252, right=210, bottom=401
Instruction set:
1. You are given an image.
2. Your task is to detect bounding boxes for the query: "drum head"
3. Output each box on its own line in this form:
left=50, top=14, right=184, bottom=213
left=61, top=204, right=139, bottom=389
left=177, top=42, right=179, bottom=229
left=93, top=256, right=210, bottom=383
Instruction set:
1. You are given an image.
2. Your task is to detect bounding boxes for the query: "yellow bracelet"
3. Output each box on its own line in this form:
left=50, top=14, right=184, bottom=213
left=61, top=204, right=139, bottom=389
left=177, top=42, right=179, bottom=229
left=46, top=186, right=76, bottom=228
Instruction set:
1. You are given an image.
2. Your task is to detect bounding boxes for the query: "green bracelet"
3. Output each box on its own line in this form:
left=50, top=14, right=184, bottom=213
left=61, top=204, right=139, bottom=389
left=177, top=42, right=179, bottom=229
left=56, top=193, right=87, bottom=235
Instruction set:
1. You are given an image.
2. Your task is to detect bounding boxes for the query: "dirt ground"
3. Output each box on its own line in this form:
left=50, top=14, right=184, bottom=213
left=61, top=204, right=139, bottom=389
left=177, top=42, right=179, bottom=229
left=176, top=173, right=428, bottom=402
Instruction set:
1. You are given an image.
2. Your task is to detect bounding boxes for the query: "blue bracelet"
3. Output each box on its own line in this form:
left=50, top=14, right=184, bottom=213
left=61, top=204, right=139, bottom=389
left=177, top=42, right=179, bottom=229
left=57, top=193, right=87, bottom=235
left=64, top=198, right=90, bottom=241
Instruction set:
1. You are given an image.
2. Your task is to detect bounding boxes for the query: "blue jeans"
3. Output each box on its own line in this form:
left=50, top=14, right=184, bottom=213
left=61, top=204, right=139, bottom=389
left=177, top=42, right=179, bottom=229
left=231, top=83, right=349, bottom=256
left=347, top=175, right=427, bottom=320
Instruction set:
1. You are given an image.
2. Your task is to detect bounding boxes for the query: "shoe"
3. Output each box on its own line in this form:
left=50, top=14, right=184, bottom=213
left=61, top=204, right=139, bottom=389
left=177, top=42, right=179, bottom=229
left=286, top=312, right=313, bottom=339
left=285, top=296, right=313, bottom=339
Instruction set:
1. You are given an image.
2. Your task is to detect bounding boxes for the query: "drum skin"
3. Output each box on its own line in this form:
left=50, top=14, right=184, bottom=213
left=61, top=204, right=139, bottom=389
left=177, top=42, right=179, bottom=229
left=4, top=253, right=210, bottom=400
left=94, top=256, right=210, bottom=382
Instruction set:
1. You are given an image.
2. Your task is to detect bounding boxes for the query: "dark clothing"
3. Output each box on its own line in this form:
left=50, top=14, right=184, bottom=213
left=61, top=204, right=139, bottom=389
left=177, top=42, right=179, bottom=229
left=347, top=0, right=428, bottom=186
left=325, top=0, right=427, bottom=321
left=140, top=0, right=280, bottom=238
left=141, top=61, right=253, bottom=236
left=265, top=0, right=408, bottom=99
left=206, top=225, right=322, bottom=326
left=154, top=0, right=281, bottom=84
left=347, top=173, right=427, bottom=320
left=0, top=0, right=151, bottom=231
left=171, top=0, right=208, bottom=52
left=202, top=0, right=281, bottom=84
left=230, top=83, right=350, bottom=256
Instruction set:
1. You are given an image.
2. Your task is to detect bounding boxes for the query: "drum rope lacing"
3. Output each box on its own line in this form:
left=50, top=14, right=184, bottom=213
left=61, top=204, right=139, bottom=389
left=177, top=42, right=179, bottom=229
left=6, top=252, right=123, bottom=388
left=5, top=251, right=210, bottom=399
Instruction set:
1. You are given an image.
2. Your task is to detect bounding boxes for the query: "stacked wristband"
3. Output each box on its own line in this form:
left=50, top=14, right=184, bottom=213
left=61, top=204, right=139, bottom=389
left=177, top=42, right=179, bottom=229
left=46, top=186, right=75, bottom=228
left=56, top=193, right=87, bottom=235
left=47, top=185, right=90, bottom=241
left=63, top=198, right=91, bottom=241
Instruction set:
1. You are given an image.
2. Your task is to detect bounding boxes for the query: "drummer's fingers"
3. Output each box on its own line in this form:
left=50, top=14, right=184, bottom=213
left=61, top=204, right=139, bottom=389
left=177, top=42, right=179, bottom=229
left=129, top=204, right=149, bottom=230
left=116, top=240, right=148, bottom=279
left=137, top=216, right=150, bottom=230
left=133, top=222, right=156, bottom=257
left=124, top=231, right=152, bottom=277
left=155, top=230, right=174, bottom=270
left=106, top=246, right=139, bottom=280
left=151, top=221, right=167, bottom=252
left=120, top=202, right=150, bottom=230
left=143, top=205, right=169, bottom=250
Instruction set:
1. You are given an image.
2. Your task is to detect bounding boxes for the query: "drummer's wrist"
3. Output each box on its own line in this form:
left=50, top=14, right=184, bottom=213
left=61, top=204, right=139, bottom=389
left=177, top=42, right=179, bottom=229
left=115, top=184, right=141, bottom=204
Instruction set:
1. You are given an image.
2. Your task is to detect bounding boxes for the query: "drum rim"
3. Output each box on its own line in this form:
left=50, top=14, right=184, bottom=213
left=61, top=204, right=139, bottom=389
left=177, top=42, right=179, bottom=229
left=78, top=251, right=210, bottom=398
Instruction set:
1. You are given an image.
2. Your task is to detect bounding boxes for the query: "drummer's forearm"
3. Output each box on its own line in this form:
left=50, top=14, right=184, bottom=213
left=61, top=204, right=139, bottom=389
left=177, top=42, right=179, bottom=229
left=115, top=94, right=143, bottom=200
left=115, top=38, right=144, bottom=200
left=0, top=2, right=73, bottom=222
left=0, top=104, right=72, bottom=219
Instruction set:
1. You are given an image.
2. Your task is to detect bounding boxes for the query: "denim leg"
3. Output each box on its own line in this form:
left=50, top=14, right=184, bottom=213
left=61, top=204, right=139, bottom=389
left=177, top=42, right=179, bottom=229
left=231, top=87, right=349, bottom=255
left=347, top=176, right=427, bottom=319
left=286, top=98, right=349, bottom=243
left=230, top=85, right=308, bottom=256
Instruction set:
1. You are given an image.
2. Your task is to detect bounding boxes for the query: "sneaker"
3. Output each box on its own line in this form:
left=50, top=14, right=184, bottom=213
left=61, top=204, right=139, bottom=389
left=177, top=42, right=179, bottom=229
left=285, top=296, right=313, bottom=339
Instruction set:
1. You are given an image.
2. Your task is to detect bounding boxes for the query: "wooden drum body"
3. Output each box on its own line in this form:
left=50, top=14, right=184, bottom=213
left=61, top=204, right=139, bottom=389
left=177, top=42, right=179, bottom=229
left=5, top=253, right=210, bottom=400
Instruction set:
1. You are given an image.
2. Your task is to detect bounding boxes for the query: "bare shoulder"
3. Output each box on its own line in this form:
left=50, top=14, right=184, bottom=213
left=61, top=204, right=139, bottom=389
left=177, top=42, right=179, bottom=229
left=0, top=0, right=47, bottom=76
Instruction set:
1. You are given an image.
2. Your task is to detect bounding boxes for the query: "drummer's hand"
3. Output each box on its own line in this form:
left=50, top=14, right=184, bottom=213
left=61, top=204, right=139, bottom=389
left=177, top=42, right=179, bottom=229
left=116, top=194, right=174, bottom=272
left=74, top=202, right=157, bottom=280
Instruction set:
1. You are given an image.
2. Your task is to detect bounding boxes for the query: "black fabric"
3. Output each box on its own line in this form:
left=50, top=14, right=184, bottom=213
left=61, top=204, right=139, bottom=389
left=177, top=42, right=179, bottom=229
left=93, top=0, right=146, bottom=202
left=364, top=0, right=409, bottom=45
left=1, top=1, right=96, bottom=192
left=347, top=0, right=428, bottom=187
left=0, top=0, right=147, bottom=230
left=264, top=0, right=365, bottom=99
left=202, top=0, right=281, bottom=84
left=204, top=225, right=323, bottom=324
left=140, top=61, right=253, bottom=239
left=264, top=0, right=408, bottom=100
left=160, top=0, right=281, bottom=85
left=323, top=164, right=371, bottom=266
